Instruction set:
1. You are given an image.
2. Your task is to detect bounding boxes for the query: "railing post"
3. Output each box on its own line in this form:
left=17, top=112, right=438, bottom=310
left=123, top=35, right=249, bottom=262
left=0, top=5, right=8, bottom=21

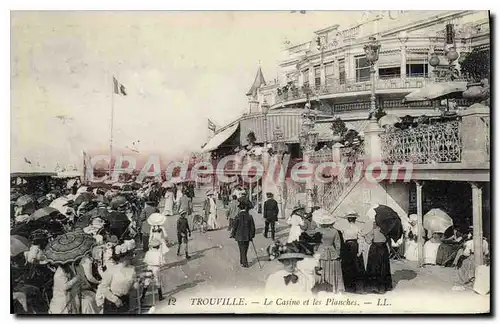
left=363, top=119, right=384, bottom=163
left=459, top=103, right=490, bottom=166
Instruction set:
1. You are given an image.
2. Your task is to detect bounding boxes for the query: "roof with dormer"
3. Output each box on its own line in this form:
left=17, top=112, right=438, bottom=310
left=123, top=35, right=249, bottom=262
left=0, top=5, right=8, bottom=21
left=246, top=67, right=266, bottom=97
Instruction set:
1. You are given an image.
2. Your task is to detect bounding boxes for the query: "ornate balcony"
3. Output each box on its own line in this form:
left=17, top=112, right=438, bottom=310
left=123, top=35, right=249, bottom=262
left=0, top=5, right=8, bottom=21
left=275, top=76, right=429, bottom=106
left=380, top=120, right=462, bottom=164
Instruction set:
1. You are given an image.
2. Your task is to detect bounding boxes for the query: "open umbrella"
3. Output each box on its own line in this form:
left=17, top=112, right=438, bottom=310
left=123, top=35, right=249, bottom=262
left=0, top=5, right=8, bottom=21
left=44, top=231, right=95, bottom=265
left=16, top=195, right=34, bottom=207
left=74, top=192, right=93, bottom=206
left=403, top=81, right=467, bottom=102
left=11, top=235, right=30, bottom=257
left=378, top=114, right=402, bottom=128
left=423, top=208, right=453, bottom=236
left=366, top=204, right=404, bottom=241
left=49, top=197, right=70, bottom=214
left=30, top=207, right=61, bottom=221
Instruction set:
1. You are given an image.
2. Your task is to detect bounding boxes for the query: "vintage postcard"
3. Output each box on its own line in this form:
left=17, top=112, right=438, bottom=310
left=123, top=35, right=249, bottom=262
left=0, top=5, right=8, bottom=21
left=10, top=10, right=490, bottom=315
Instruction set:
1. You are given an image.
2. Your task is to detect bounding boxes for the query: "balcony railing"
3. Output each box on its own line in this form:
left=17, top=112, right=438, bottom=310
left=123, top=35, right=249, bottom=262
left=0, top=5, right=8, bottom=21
left=380, top=120, right=462, bottom=164
left=310, top=149, right=334, bottom=163
left=275, top=76, right=429, bottom=105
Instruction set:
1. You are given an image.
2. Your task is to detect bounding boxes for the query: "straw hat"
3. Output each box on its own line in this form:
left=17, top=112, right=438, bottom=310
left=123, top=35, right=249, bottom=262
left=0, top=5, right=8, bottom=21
left=206, top=190, right=214, bottom=196
left=147, top=213, right=167, bottom=226
left=312, top=209, right=335, bottom=225
left=277, top=243, right=306, bottom=261
left=344, top=210, right=359, bottom=219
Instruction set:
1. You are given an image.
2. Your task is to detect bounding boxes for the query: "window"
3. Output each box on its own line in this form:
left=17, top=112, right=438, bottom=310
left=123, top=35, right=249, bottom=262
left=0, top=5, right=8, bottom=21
left=355, top=56, right=371, bottom=82
left=314, top=66, right=321, bottom=89
left=302, top=69, right=309, bottom=86
left=406, top=63, right=428, bottom=77
left=325, top=62, right=334, bottom=86
left=378, top=67, right=401, bottom=79
left=338, top=59, right=345, bottom=84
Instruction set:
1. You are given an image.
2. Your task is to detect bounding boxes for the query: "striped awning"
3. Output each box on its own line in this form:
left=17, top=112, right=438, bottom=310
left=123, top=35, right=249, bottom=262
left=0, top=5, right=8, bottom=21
left=201, top=123, right=239, bottom=152
left=378, top=52, right=402, bottom=68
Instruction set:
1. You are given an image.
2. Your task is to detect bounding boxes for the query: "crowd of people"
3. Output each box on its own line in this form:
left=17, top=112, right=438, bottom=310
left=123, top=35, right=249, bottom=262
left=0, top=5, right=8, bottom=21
left=11, top=173, right=489, bottom=314
left=10, top=175, right=195, bottom=314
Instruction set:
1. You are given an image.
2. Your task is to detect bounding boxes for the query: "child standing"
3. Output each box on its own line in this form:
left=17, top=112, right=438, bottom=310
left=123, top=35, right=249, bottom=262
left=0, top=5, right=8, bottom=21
left=142, top=239, right=165, bottom=301
left=177, top=210, right=191, bottom=259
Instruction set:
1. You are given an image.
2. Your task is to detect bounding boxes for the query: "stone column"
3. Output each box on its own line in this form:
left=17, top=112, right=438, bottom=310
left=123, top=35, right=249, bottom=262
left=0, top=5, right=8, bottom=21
left=470, top=182, right=484, bottom=267
left=400, top=46, right=407, bottom=80
left=459, top=104, right=490, bottom=166
left=363, top=119, right=384, bottom=162
left=415, top=181, right=425, bottom=267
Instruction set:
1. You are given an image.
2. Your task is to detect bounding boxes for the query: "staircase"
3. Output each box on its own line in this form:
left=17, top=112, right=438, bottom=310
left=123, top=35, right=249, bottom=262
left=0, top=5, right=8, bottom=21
left=317, top=119, right=369, bottom=215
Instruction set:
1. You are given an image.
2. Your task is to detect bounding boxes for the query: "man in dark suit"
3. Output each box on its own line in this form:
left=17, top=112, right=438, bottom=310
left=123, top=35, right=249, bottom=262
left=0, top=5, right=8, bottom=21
left=263, top=192, right=279, bottom=240
left=231, top=198, right=256, bottom=268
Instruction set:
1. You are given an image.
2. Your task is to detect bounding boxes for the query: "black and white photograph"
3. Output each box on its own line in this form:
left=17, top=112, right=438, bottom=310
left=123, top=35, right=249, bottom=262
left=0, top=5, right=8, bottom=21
left=9, top=9, right=491, bottom=314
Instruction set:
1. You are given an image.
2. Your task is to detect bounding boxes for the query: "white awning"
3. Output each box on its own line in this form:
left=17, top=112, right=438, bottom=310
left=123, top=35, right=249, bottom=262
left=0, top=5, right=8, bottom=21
left=201, top=123, right=239, bottom=153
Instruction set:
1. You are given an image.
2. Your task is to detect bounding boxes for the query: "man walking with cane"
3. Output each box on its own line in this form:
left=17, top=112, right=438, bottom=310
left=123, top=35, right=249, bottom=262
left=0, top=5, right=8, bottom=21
left=263, top=192, right=279, bottom=241
left=231, top=198, right=255, bottom=268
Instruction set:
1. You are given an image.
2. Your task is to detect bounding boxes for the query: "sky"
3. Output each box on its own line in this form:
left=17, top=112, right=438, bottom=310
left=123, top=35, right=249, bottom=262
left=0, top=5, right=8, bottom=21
left=11, top=11, right=371, bottom=170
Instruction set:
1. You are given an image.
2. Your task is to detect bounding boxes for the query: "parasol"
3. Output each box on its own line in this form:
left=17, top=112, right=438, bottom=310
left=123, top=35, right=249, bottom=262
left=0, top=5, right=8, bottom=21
left=110, top=196, right=128, bottom=209
left=74, top=192, right=94, bottom=206
left=49, top=197, right=71, bottom=214
left=44, top=231, right=95, bottom=265
left=16, top=195, right=34, bottom=207
left=11, top=235, right=31, bottom=257
left=365, top=204, right=404, bottom=241
left=378, top=114, right=402, bottom=128
left=403, top=81, right=467, bottom=102
left=423, top=208, right=453, bottom=236
left=30, top=207, right=61, bottom=221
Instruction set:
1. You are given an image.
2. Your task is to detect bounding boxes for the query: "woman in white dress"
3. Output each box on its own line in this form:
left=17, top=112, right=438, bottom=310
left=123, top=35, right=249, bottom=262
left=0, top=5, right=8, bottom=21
left=404, top=214, right=422, bottom=261
left=147, top=213, right=170, bottom=256
left=163, top=188, right=174, bottom=216
left=206, top=191, right=219, bottom=231
left=287, top=209, right=304, bottom=243
left=142, top=238, right=166, bottom=302
left=49, top=264, right=81, bottom=314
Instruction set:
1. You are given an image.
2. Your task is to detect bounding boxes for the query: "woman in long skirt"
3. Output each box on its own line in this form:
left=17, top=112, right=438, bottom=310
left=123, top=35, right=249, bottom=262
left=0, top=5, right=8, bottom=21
left=365, top=223, right=392, bottom=294
left=339, top=212, right=366, bottom=293
left=312, top=210, right=344, bottom=293
left=163, top=188, right=174, bottom=216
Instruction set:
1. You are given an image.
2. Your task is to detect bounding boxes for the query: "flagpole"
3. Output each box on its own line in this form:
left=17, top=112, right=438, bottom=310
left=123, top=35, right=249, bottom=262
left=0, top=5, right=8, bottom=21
left=109, top=77, right=115, bottom=180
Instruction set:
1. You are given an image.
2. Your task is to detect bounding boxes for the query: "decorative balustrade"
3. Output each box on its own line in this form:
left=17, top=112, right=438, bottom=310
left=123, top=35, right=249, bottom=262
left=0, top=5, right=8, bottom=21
left=310, top=149, right=334, bottom=163
left=275, top=76, right=429, bottom=105
left=380, top=120, right=462, bottom=164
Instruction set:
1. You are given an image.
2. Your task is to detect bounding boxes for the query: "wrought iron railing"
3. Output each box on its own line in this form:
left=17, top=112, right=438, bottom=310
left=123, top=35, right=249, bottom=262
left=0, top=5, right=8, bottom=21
left=310, top=149, right=334, bottom=163
left=275, top=76, right=429, bottom=105
left=380, top=121, right=462, bottom=164
left=319, top=145, right=363, bottom=212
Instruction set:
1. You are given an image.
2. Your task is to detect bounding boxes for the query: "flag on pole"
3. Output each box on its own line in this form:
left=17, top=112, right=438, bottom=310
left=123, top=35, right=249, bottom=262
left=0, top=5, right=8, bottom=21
left=208, top=119, right=216, bottom=132
left=113, top=77, right=127, bottom=96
